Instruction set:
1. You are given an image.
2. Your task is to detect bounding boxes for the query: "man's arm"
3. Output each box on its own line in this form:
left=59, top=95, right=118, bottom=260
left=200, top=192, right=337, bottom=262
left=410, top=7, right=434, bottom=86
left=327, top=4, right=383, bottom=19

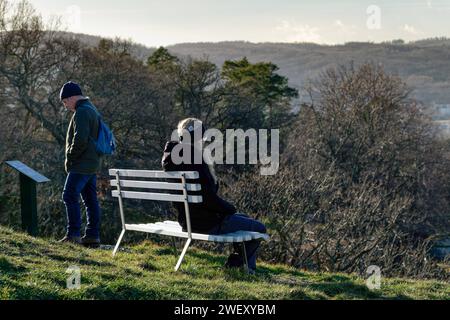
left=67, top=108, right=90, bottom=161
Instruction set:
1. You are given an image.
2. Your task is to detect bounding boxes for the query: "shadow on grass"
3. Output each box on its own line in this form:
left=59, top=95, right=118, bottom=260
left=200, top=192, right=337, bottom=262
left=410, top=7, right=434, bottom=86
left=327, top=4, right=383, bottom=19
left=256, top=265, right=308, bottom=278
left=83, top=283, right=164, bottom=300
left=187, top=250, right=226, bottom=266
left=2, top=239, right=47, bottom=258
left=0, top=256, right=26, bottom=275
left=0, top=277, right=63, bottom=299
left=287, top=281, right=413, bottom=300
left=154, top=247, right=177, bottom=256
left=45, top=253, right=113, bottom=267
left=138, top=260, right=159, bottom=272
left=320, top=274, right=352, bottom=282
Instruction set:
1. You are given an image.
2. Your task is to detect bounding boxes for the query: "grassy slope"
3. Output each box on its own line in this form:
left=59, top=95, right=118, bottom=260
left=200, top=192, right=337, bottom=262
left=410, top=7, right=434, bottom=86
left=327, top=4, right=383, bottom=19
left=0, top=226, right=448, bottom=300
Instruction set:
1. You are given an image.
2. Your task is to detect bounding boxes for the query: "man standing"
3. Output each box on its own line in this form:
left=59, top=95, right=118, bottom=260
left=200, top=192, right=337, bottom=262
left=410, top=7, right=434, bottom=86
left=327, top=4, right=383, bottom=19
left=59, top=81, right=102, bottom=247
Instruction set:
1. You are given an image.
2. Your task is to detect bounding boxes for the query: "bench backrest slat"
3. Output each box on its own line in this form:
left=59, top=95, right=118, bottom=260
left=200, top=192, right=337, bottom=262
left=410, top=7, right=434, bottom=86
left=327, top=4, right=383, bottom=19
left=108, top=169, right=199, bottom=179
left=111, top=190, right=202, bottom=203
left=110, top=180, right=201, bottom=191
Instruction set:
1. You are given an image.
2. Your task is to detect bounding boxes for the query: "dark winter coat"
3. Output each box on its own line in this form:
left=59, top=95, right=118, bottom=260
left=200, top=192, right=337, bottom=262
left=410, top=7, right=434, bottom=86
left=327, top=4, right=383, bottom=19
left=65, top=98, right=101, bottom=174
left=161, top=141, right=236, bottom=232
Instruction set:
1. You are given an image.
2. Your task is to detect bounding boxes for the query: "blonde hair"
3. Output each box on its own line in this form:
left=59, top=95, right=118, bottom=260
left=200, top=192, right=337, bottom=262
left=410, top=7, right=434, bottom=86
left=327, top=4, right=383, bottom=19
left=177, top=117, right=201, bottom=141
left=177, top=117, right=217, bottom=184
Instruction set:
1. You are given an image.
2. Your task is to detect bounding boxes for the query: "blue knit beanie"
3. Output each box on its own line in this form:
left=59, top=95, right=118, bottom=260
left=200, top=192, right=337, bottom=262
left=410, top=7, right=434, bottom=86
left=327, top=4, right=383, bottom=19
left=60, top=81, right=83, bottom=100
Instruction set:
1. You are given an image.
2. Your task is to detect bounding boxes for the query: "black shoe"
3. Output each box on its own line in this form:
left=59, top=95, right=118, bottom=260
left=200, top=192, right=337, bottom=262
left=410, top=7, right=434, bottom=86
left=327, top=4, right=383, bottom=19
left=81, top=236, right=101, bottom=248
left=58, top=235, right=81, bottom=244
left=224, top=253, right=243, bottom=269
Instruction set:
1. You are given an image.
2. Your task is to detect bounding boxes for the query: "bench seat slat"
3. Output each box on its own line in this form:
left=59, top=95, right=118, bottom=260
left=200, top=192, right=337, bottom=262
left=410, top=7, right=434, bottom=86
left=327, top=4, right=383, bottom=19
left=149, top=222, right=252, bottom=241
left=153, top=222, right=183, bottom=230
left=162, top=220, right=181, bottom=226
left=124, top=222, right=269, bottom=243
left=111, top=190, right=202, bottom=203
left=110, top=180, right=201, bottom=191
left=109, top=169, right=199, bottom=179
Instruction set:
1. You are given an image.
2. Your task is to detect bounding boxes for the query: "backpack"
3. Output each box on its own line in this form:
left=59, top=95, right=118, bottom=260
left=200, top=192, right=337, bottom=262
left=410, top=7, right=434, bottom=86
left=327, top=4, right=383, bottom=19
left=95, top=118, right=116, bottom=155
left=85, top=103, right=117, bottom=155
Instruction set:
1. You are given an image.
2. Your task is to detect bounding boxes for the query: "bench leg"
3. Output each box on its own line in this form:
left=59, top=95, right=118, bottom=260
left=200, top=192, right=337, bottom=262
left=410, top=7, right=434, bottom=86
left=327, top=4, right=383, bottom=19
left=241, top=242, right=249, bottom=273
left=174, top=238, right=191, bottom=272
left=112, top=229, right=126, bottom=257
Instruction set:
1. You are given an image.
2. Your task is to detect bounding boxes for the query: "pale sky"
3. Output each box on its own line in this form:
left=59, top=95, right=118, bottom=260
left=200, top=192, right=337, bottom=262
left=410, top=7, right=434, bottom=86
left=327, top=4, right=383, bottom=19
left=24, top=0, right=450, bottom=47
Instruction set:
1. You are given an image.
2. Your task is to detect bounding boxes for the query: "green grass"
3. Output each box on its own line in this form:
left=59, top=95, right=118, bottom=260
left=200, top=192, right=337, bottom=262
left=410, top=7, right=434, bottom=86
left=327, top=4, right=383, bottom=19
left=0, top=225, right=448, bottom=300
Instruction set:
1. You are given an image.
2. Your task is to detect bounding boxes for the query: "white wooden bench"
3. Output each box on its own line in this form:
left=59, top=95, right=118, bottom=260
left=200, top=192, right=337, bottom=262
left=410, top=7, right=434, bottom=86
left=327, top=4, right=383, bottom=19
left=109, top=169, right=269, bottom=271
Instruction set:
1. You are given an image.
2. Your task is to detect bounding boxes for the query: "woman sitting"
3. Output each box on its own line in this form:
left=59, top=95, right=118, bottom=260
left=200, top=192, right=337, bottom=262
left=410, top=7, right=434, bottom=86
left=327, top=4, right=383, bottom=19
left=161, top=118, right=267, bottom=273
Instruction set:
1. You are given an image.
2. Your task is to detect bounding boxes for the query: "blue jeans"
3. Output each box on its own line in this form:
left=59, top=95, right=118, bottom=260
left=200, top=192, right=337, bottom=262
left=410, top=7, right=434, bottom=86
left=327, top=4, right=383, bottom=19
left=209, top=213, right=266, bottom=270
left=62, top=172, right=101, bottom=238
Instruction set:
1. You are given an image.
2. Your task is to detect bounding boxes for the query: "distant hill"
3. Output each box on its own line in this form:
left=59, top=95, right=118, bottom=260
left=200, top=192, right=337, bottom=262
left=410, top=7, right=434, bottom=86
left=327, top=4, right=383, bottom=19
left=60, top=32, right=450, bottom=119
left=167, top=40, right=450, bottom=114
left=57, top=31, right=155, bottom=61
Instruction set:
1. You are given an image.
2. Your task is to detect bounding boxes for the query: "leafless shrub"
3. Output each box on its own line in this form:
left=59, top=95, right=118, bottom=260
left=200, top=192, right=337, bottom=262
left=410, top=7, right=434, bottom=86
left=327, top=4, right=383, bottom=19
left=223, top=63, right=450, bottom=279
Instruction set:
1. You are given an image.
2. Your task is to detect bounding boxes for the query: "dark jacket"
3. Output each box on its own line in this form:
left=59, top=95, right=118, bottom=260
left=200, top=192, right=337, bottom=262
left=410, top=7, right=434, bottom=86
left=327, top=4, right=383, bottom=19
left=65, top=98, right=101, bottom=174
left=161, top=141, right=236, bottom=233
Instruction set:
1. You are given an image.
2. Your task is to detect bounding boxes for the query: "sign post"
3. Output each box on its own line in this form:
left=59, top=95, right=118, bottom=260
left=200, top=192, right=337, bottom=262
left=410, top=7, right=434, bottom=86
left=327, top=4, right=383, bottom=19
left=5, top=160, right=50, bottom=236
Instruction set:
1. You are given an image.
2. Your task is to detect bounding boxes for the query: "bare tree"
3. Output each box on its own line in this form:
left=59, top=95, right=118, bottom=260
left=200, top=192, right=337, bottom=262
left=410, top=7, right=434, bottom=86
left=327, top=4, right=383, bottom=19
left=0, top=0, right=82, bottom=146
left=224, top=63, right=450, bottom=279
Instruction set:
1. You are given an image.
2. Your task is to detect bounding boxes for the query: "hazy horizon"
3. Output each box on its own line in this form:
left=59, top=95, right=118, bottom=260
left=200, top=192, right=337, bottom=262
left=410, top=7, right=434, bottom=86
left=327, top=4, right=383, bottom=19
left=26, top=0, right=450, bottom=48
left=61, top=31, right=450, bottom=49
